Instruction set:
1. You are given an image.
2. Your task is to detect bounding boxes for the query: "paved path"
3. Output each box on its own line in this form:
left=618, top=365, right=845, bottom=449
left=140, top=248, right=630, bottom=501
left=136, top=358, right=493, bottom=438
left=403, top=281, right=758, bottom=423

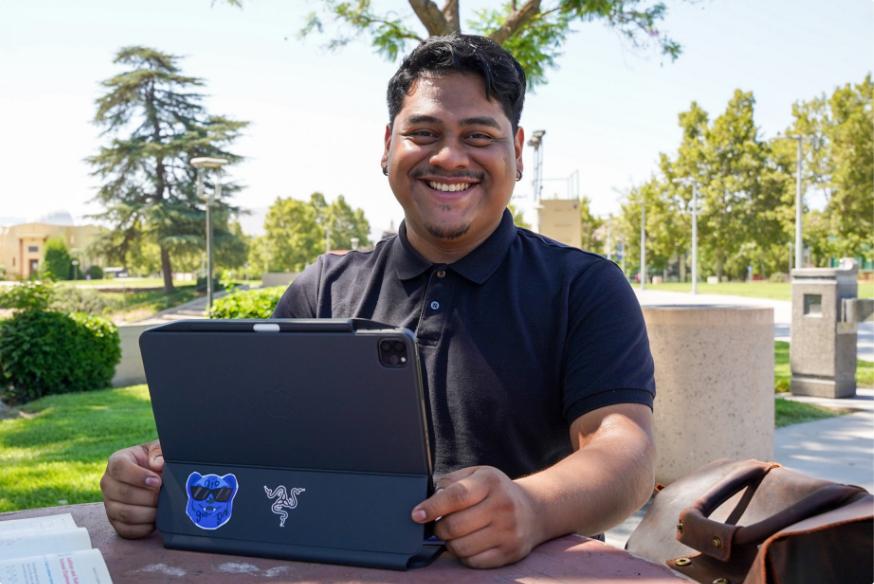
left=634, top=289, right=873, bottom=361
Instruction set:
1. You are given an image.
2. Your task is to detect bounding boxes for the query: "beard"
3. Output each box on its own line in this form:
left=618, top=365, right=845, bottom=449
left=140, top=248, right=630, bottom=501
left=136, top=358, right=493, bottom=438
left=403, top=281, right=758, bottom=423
left=424, top=221, right=471, bottom=240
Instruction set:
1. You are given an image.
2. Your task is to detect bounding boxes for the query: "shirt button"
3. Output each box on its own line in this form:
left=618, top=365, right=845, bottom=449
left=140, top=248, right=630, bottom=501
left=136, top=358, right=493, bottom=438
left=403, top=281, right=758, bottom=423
left=430, top=300, right=440, bottom=311
left=436, top=269, right=446, bottom=278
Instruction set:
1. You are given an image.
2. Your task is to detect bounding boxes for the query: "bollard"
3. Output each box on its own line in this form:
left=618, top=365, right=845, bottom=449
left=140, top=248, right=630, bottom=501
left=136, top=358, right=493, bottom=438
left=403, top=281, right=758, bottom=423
left=643, top=305, right=774, bottom=485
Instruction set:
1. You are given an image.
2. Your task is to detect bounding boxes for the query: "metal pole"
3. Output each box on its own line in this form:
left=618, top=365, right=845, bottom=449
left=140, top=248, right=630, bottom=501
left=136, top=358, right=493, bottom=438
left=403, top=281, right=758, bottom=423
left=640, top=201, right=646, bottom=291
left=201, top=169, right=214, bottom=312
left=691, top=184, right=698, bottom=295
left=795, top=137, right=804, bottom=270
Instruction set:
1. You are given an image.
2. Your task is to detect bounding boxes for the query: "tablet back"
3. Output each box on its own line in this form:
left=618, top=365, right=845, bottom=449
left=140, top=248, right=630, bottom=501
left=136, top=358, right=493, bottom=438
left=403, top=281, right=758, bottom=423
left=140, top=318, right=440, bottom=569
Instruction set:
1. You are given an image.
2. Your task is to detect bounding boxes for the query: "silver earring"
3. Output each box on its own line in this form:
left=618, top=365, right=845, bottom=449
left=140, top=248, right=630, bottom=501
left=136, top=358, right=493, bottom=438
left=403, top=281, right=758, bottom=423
left=382, top=166, right=389, bottom=176
left=516, top=169, right=523, bottom=181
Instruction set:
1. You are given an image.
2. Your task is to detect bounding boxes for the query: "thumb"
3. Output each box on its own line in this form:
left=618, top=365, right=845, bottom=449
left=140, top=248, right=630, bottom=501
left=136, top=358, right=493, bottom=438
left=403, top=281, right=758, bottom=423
left=147, top=440, right=164, bottom=472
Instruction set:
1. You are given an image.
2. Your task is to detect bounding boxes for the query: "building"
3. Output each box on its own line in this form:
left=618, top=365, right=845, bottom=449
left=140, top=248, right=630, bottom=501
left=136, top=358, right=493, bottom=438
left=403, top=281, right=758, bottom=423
left=0, top=222, right=104, bottom=279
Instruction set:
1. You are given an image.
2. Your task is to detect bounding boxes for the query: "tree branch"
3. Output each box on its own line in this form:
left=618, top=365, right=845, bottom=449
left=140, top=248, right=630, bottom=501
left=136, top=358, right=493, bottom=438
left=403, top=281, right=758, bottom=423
left=489, top=0, right=542, bottom=45
left=442, top=0, right=460, bottom=33
left=408, top=0, right=451, bottom=36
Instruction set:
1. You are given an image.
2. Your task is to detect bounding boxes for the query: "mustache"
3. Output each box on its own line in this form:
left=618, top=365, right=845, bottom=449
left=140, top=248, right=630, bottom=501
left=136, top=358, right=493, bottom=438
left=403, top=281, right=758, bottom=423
left=411, top=167, right=483, bottom=181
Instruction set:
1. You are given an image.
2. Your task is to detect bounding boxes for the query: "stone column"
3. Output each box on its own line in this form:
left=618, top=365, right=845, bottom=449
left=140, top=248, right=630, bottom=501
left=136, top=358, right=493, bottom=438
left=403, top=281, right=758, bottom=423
left=643, top=305, right=774, bottom=484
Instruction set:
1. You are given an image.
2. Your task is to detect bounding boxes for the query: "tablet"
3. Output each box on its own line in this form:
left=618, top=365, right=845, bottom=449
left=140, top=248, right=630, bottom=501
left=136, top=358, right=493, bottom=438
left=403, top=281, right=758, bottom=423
left=140, top=318, right=441, bottom=569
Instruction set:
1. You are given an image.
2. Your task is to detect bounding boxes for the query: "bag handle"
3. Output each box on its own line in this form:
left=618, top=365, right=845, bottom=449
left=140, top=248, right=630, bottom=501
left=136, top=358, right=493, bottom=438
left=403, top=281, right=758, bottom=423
left=676, top=461, right=864, bottom=562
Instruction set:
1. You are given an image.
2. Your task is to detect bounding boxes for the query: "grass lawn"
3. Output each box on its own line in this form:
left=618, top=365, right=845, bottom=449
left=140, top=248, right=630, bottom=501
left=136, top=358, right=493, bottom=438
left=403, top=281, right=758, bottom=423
left=647, top=279, right=874, bottom=301
left=775, top=340, right=874, bottom=391
left=0, top=386, right=156, bottom=512
left=69, top=277, right=192, bottom=289
left=774, top=398, right=849, bottom=428
left=101, top=284, right=202, bottom=322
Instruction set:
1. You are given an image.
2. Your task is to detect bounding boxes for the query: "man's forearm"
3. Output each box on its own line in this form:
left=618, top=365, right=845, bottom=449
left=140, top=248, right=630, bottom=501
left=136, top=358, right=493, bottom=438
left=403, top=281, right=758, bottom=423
left=515, top=407, right=655, bottom=543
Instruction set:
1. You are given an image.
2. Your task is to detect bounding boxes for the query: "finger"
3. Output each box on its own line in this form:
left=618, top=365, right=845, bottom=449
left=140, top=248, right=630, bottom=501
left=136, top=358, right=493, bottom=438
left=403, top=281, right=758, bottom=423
left=461, top=546, right=512, bottom=570
left=412, top=474, right=489, bottom=523
left=104, top=500, right=157, bottom=527
left=101, top=475, right=161, bottom=507
left=111, top=520, right=156, bottom=540
left=106, top=448, right=162, bottom=489
left=434, top=467, right=479, bottom=490
left=147, top=440, right=164, bottom=472
left=444, top=525, right=498, bottom=560
left=433, top=499, right=491, bottom=541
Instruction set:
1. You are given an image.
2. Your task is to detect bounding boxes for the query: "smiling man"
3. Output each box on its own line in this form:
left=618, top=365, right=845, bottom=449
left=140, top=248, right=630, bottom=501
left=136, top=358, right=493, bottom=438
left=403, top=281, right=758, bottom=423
left=100, top=35, right=656, bottom=569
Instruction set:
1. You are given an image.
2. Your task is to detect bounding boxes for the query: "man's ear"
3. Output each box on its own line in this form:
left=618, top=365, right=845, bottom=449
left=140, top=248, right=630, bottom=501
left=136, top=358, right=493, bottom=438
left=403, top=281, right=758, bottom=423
left=514, top=126, right=525, bottom=177
left=381, top=124, right=392, bottom=172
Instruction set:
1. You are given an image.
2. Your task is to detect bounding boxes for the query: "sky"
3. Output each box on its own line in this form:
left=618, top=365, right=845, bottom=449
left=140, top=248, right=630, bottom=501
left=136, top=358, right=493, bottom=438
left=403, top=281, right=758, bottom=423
left=1, top=0, right=871, bottom=238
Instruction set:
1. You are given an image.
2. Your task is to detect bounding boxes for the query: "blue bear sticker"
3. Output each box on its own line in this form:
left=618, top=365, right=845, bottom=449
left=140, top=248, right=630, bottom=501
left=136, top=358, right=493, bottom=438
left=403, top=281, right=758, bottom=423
left=185, top=472, right=238, bottom=530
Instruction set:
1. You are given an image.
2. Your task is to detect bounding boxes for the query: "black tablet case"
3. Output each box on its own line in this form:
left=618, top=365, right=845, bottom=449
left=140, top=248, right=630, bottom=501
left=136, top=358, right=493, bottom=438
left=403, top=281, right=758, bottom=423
left=140, top=319, right=442, bottom=569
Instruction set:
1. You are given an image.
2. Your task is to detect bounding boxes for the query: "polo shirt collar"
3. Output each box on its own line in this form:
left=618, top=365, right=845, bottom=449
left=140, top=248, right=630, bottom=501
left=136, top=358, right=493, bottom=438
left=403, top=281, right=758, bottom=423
left=393, top=209, right=517, bottom=285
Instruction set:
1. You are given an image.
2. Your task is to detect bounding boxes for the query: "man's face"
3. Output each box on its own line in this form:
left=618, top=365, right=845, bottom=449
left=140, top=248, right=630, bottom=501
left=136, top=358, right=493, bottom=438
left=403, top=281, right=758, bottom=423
left=382, top=73, right=524, bottom=254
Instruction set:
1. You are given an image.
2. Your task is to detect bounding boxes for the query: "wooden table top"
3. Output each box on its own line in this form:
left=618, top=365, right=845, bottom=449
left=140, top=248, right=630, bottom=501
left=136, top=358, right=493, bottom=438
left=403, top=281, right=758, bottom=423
left=1, top=503, right=688, bottom=583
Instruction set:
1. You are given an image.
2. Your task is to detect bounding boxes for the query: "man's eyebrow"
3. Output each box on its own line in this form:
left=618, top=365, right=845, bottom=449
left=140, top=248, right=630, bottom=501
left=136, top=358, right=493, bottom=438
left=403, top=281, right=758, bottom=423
left=459, top=116, right=502, bottom=130
left=403, top=114, right=503, bottom=130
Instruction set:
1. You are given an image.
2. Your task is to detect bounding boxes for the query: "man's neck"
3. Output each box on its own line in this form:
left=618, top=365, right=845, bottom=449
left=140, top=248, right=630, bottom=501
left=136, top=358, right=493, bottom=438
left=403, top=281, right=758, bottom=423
left=405, top=218, right=501, bottom=264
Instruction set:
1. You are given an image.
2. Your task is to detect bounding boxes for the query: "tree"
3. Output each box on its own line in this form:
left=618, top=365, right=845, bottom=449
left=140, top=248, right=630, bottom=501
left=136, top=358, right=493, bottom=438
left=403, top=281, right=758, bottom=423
left=42, top=238, right=73, bottom=281
left=778, top=74, right=873, bottom=264
left=261, top=197, right=324, bottom=272
left=88, top=46, right=248, bottom=293
left=284, top=0, right=682, bottom=87
left=578, top=196, right=603, bottom=253
left=310, top=192, right=372, bottom=250
left=508, top=202, right=530, bottom=229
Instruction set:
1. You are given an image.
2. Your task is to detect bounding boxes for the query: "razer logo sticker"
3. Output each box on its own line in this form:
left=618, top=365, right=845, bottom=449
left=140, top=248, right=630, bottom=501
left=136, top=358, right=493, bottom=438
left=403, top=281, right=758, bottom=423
left=264, top=485, right=305, bottom=527
left=185, top=472, right=238, bottom=530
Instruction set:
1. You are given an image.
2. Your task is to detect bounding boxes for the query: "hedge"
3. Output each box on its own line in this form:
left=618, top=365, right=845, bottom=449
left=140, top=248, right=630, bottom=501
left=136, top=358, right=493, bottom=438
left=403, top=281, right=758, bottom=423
left=209, top=287, right=286, bottom=319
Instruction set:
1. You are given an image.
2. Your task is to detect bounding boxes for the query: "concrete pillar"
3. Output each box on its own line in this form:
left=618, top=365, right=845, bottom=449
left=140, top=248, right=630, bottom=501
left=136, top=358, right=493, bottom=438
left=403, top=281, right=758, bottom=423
left=643, top=305, right=774, bottom=484
left=536, top=199, right=580, bottom=248
left=112, top=323, right=158, bottom=387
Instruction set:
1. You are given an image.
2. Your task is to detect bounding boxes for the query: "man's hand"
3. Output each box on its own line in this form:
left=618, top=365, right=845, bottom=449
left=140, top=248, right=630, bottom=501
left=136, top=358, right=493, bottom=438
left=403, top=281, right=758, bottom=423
left=100, top=440, right=164, bottom=538
left=411, top=466, right=542, bottom=569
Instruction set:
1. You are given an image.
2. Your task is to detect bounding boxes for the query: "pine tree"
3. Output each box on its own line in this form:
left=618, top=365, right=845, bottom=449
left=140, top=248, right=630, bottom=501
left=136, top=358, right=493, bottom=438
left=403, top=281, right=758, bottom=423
left=88, top=46, right=248, bottom=292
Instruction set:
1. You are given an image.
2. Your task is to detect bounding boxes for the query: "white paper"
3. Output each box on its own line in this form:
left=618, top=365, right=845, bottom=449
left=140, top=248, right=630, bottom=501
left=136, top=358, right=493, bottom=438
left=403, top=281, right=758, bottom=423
left=0, top=527, right=91, bottom=561
left=0, top=514, right=76, bottom=536
left=0, top=548, right=113, bottom=584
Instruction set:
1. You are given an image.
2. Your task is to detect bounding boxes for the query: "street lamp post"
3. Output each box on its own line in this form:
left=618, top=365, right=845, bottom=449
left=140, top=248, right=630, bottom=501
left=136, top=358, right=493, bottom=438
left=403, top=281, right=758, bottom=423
left=527, top=130, right=546, bottom=201
left=673, top=177, right=699, bottom=295
left=793, top=136, right=804, bottom=270
left=191, top=157, right=228, bottom=313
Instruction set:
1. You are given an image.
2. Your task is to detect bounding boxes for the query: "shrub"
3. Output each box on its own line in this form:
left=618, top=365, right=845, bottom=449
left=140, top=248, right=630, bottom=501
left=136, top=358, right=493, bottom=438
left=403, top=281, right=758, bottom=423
left=42, top=238, right=73, bottom=281
left=0, top=311, right=121, bottom=404
left=50, top=286, right=112, bottom=315
left=0, top=281, right=53, bottom=312
left=209, top=287, right=286, bottom=319
left=86, top=265, right=104, bottom=280
left=769, top=272, right=789, bottom=283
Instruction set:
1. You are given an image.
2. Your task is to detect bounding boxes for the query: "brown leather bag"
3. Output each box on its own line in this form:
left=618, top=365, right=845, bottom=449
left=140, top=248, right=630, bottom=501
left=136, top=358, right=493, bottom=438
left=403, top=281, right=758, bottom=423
left=626, top=459, right=873, bottom=584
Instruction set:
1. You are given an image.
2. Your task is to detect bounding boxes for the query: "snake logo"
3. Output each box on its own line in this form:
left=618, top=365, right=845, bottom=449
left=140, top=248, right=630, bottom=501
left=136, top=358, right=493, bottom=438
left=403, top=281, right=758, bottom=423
left=264, top=485, right=306, bottom=527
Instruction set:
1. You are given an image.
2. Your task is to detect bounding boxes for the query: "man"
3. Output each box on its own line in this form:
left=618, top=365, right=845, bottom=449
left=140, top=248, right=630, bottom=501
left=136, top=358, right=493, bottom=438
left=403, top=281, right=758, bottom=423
left=101, top=35, right=656, bottom=569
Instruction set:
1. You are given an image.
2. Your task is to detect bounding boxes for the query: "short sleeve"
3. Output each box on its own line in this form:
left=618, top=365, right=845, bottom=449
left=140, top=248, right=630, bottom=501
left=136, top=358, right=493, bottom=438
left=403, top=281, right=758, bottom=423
left=271, top=257, right=323, bottom=318
left=562, top=259, right=655, bottom=422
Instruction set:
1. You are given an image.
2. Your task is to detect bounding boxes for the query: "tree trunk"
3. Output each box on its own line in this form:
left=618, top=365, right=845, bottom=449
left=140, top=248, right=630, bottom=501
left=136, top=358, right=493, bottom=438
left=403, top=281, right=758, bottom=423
left=160, top=245, right=175, bottom=293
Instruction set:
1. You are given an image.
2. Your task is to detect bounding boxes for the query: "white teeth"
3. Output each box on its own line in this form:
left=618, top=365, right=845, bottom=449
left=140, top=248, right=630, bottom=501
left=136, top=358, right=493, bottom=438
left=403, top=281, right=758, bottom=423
left=428, top=181, right=472, bottom=192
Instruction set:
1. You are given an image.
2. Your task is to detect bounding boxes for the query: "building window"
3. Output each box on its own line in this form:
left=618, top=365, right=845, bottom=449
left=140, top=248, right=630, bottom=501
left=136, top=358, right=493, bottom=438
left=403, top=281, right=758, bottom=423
left=28, top=245, right=39, bottom=253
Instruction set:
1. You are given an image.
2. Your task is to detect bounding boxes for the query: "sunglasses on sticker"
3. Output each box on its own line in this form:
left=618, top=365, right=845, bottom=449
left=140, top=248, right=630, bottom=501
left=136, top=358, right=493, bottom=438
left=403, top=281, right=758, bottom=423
left=190, top=486, right=234, bottom=502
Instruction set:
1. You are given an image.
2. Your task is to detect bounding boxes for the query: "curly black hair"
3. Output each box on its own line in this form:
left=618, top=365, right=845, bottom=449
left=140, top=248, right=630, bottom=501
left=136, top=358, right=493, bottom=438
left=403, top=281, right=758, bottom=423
left=387, top=34, right=527, bottom=130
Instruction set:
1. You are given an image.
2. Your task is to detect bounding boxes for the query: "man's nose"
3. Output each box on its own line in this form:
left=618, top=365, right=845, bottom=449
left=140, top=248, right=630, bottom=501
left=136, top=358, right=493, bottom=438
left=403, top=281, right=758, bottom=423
left=429, top=139, right=470, bottom=169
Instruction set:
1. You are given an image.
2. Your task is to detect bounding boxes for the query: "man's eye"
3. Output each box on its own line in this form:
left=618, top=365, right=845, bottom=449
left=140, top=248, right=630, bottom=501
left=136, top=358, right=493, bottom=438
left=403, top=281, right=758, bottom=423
left=466, top=133, right=495, bottom=146
left=405, top=130, right=437, bottom=141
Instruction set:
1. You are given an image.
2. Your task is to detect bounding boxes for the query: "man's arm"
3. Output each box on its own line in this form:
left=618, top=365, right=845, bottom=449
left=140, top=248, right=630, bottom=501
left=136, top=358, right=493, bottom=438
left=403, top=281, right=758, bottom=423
left=411, top=403, right=655, bottom=568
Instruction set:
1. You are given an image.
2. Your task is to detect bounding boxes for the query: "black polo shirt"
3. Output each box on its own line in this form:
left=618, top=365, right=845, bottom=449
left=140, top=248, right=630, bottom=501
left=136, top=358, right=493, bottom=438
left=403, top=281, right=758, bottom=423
left=273, top=209, right=655, bottom=479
